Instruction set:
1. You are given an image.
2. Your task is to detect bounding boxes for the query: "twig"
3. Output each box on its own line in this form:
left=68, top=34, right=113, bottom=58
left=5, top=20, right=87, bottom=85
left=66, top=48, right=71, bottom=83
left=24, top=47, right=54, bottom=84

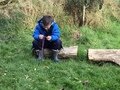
left=0, top=0, right=13, bottom=9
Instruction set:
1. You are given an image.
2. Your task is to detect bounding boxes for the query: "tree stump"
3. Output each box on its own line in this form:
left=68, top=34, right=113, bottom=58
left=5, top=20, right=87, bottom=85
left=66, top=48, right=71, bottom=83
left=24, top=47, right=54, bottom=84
left=88, top=49, right=120, bottom=65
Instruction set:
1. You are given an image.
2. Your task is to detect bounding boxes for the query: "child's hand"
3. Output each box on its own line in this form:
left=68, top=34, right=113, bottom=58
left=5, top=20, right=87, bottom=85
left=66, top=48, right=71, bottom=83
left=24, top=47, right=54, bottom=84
left=39, top=34, right=44, bottom=39
left=46, top=36, right=52, bottom=41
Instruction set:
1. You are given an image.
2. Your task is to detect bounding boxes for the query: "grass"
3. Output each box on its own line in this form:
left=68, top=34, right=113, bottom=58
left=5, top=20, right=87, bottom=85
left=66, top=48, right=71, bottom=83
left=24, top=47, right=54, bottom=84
left=0, top=14, right=120, bottom=90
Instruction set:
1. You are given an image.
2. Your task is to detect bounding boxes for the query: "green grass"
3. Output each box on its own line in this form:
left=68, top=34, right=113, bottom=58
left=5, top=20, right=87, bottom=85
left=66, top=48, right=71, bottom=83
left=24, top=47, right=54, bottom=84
left=0, top=15, right=120, bottom=90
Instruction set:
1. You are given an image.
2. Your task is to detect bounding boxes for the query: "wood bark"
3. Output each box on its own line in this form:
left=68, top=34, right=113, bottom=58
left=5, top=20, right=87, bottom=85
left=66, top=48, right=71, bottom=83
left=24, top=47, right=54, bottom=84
left=44, top=46, right=78, bottom=59
left=82, top=5, right=86, bottom=25
left=88, top=49, right=120, bottom=65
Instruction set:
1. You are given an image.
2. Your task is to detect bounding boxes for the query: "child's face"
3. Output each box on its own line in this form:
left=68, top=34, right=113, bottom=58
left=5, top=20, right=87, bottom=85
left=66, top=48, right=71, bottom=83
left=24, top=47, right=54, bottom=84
left=42, top=24, right=51, bottom=30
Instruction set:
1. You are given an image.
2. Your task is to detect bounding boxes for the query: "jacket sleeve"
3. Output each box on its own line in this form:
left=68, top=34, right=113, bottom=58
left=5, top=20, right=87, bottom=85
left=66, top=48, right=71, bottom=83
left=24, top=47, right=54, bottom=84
left=51, top=24, right=60, bottom=41
left=32, top=24, right=41, bottom=40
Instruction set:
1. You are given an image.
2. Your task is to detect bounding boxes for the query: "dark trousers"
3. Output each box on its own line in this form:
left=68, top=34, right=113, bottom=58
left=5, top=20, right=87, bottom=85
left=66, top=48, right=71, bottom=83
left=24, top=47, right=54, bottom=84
left=32, top=39, right=63, bottom=50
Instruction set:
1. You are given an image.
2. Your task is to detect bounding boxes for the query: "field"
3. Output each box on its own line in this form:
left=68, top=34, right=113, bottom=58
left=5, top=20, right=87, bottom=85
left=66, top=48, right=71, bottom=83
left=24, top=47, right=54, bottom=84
left=0, top=0, right=120, bottom=90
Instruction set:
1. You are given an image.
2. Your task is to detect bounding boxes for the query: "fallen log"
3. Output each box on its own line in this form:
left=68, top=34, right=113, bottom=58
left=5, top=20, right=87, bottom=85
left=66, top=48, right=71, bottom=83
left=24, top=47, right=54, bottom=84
left=44, top=46, right=78, bottom=59
left=88, top=49, right=120, bottom=65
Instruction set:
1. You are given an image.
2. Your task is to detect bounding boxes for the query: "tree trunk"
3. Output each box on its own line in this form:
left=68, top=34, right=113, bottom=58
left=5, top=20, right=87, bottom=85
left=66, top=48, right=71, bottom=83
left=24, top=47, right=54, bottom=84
left=44, top=46, right=78, bottom=59
left=88, top=49, right=120, bottom=65
left=82, top=5, right=86, bottom=25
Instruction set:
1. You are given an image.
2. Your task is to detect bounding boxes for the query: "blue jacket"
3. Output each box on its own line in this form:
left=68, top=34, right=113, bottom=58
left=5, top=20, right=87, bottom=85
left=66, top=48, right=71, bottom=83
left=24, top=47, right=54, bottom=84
left=33, top=19, right=60, bottom=41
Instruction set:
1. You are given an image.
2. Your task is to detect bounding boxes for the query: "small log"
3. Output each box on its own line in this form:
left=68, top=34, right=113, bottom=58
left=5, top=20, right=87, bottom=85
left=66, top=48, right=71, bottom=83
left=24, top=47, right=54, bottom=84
left=88, top=49, right=120, bottom=65
left=44, top=46, right=78, bottom=59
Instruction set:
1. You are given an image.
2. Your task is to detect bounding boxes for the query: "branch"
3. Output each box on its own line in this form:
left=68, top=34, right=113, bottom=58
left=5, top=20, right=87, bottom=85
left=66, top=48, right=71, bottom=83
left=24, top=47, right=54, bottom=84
left=0, top=0, right=13, bottom=9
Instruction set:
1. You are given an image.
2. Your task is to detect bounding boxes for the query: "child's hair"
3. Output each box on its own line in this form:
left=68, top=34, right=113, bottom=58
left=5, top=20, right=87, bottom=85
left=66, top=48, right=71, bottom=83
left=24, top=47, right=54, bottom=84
left=41, top=15, right=54, bottom=26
